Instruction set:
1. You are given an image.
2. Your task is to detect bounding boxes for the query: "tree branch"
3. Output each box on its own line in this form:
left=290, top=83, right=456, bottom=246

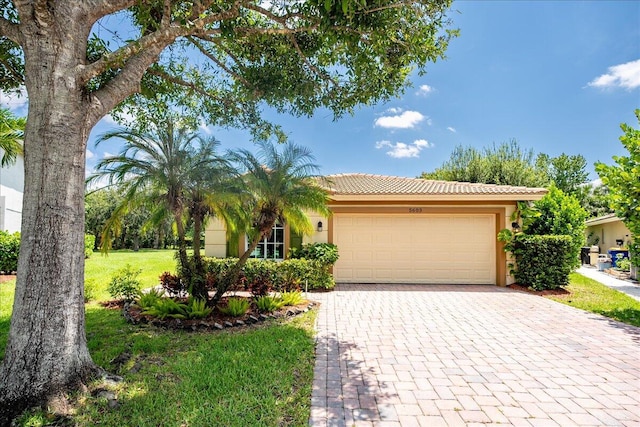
left=187, top=36, right=254, bottom=90
left=0, top=54, right=24, bottom=85
left=0, top=17, right=22, bottom=45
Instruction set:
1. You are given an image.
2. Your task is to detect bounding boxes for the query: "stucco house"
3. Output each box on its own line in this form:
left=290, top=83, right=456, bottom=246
left=205, top=173, right=547, bottom=286
left=584, top=214, right=632, bottom=253
left=0, top=148, right=24, bottom=233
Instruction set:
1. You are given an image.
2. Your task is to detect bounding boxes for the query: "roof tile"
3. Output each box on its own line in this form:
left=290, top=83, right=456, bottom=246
left=320, top=173, right=548, bottom=196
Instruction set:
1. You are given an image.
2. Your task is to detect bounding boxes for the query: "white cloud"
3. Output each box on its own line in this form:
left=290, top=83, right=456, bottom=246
left=375, top=139, right=433, bottom=158
left=86, top=149, right=95, bottom=160
left=385, top=107, right=403, bottom=114
left=103, top=151, right=115, bottom=158
left=199, top=121, right=212, bottom=135
left=416, top=84, right=434, bottom=96
left=374, top=110, right=426, bottom=129
left=447, top=126, right=457, bottom=133
left=102, top=109, right=136, bottom=126
left=588, top=59, right=640, bottom=90
left=0, top=87, right=28, bottom=111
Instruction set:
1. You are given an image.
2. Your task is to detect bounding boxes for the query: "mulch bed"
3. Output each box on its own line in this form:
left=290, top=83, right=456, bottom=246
left=102, top=297, right=317, bottom=332
left=507, top=283, right=570, bottom=296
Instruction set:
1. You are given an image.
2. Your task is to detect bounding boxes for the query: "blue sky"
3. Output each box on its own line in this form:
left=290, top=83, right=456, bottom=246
left=3, top=1, right=639, bottom=182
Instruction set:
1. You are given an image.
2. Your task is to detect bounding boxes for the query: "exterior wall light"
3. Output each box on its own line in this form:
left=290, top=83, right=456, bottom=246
left=317, top=221, right=323, bottom=232
left=511, top=222, right=521, bottom=232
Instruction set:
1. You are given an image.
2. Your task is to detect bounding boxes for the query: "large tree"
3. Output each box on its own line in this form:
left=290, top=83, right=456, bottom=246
left=420, top=139, right=549, bottom=187
left=596, top=110, right=640, bottom=266
left=0, top=1, right=456, bottom=419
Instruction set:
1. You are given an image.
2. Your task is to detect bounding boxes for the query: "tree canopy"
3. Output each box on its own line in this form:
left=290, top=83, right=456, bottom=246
left=596, top=109, right=640, bottom=266
left=0, top=2, right=457, bottom=420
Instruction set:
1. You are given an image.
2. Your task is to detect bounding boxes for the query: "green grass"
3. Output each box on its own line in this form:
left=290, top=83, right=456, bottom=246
left=1, top=250, right=317, bottom=426
left=547, top=272, right=640, bottom=327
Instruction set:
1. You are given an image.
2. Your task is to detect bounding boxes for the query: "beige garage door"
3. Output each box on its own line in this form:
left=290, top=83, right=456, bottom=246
left=333, top=214, right=496, bottom=284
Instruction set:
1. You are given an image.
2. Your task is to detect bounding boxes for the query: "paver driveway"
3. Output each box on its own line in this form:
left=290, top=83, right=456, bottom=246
left=309, top=285, right=640, bottom=427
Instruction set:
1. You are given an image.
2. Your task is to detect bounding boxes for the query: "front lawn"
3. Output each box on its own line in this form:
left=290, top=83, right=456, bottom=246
left=547, top=272, right=640, bottom=327
left=1, top=250, right=317, bottom=426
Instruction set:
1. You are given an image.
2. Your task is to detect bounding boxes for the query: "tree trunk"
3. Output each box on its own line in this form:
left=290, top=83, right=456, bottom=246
left=189, top=213, right=208, bottom=300
left=212, top=225, right=270, bottom=305
left=0, top=18, right=100, bottom=423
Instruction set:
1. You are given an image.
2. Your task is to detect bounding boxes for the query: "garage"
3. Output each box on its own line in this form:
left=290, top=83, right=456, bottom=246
left=333, top=213, right=496, bottom=284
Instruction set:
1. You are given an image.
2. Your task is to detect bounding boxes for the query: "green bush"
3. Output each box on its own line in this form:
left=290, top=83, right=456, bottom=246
left=289, top=243, right=339, bottom=265
left=280, top=290, right=305, bottom=306
left=107, top=264, right=142, bottom=301
left=203, top=257, right=335, bottom=291
left=142, top=298, right=188, bottom=319
left=511, top=234, right=574, bottom=291
left=0, top=230, right=20, bottom=274
left=136, top=288, right=164, bottom=310
left=254, top=295, right=284, bottom=313
left=84, top=279, right=98, bottom=303
left=84, top=234, right=95, bottom=259
left=218, top=296, right=250, bottom=317
left=185, top=297, right=213, bottom=319
left=616, top=257, right=631, bottom=272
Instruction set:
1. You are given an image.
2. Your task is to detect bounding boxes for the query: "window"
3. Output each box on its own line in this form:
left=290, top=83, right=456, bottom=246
left=249, top=222, right=285, bottom=260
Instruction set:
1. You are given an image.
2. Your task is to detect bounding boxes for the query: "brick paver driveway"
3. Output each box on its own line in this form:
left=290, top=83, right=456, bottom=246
left=309, top=285, right=640, bottom=426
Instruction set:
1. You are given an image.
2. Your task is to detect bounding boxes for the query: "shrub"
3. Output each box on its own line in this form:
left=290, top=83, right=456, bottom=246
left=142, top=298, right=188, bottom=319
left=84, top=234, right=95, bottom=258
left=137, top=288, right=164, bottom=310
left=510, top=234, right=574, bottom=291
left=160, top=271, right=185, bottom=297
left=202, top=257, right=336, bottom=291
left=84, top=279, right=98, bottom=303
left=218, top=297, right=249, bottom=317
left=107, top=264, right=142, bottom=301
left=289, top=242, right=339, bottom=265
left=280, top=290, right=305, bottom=306
left=616, top=257, right=631, bottom=272
left=0, top=230, right=20, bottom=274
left=254, top=295, right=284, bottom=313
left=185, top=297, right=213, bottom=319
left=246, top=273, right=274, bottom=297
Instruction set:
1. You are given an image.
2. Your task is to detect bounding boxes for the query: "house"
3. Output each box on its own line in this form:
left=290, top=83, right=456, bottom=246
left=584, top=214, right=632, bottom=253
left=205, top=173, right=547, bottom=286
left=0, top=148, right=24, bottom=233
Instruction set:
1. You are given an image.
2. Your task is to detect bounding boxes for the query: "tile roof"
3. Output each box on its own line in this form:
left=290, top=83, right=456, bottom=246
left=319, top=173, right=548, bottom=196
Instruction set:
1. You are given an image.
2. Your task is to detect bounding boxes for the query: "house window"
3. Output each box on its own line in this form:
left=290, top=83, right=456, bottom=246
left=249, top=223, right=285, bottom=260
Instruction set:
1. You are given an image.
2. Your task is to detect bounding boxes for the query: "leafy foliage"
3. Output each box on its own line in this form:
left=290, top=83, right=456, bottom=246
left=510, top=235, right=575, bottom=291
left=141, top=298, right=188, bottom=320
left=84, top=234, right=95, bottom=259
left=136, top=288, right=165, bottom=310
left=596, top=109, right=640, bottom=266
left=160, top=272, right=185, bottom=297
left=289, top=243, right=339, bottom=265
left=185, top=297, right=213, bottom=319
left=280, top=291, right=305, bottom=307
left=254, top=295, right=284, bottom=313
left=107, top=264, right=142, bottom=302
left=0, top=107, right=25, bottom=167
left=0, top=231, right=19, bottom=274
left=83, top=279, right=98, bottom=303
left=526, top=184, right=588, bottom=269
left=218, top=297, right=250, bottom=317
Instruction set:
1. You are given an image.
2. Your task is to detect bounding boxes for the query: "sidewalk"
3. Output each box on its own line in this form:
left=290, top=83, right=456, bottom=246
left=576, top=265, right=640, bottom=301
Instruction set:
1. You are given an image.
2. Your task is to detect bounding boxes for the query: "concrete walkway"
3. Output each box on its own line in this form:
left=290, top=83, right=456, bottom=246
left=576, top=266, right=640, bottom=301
left=310, top=284, right=640, bottom=426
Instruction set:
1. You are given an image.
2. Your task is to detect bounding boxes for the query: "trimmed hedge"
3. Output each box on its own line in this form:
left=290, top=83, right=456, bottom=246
left=203, top=257, right=336, bottom=291
left=511, top=234, right=574, bottom=291
left=0, top=230, right=20, bottom=274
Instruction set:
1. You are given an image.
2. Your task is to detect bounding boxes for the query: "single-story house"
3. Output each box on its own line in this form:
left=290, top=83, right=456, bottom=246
left=584, top=214, right=632, bottom=252
left=205, top=173, right=547, bottom=286
left=0, top=148, right=24, bottom=233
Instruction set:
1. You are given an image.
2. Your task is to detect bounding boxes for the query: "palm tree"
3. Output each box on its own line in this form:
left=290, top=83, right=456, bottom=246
left=89, top=118, right=235, bottom=299
left=0, top=107, right=25, bottom=167
left=213, top=140, right=331, bottom=303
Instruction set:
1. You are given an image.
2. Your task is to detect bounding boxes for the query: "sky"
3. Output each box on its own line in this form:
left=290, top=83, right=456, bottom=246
left=2, top=1, right=640, bottom=182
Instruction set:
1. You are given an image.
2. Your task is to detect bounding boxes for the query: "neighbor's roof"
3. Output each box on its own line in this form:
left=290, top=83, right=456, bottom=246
left=585, top=213, right=621, bottom=226
left=319, top=173, right=547, bottom=200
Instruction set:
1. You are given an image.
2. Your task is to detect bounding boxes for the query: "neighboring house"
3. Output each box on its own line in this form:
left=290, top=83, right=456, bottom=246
left=585, top=214, right=632, bottom=252
left=0, top=147, right=24, bottom=233
left=205, top=173, right=547, bottom=286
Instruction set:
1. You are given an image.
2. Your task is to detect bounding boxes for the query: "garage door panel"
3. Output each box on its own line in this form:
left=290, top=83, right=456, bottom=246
left=334, top=214, right=496, bottom=284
